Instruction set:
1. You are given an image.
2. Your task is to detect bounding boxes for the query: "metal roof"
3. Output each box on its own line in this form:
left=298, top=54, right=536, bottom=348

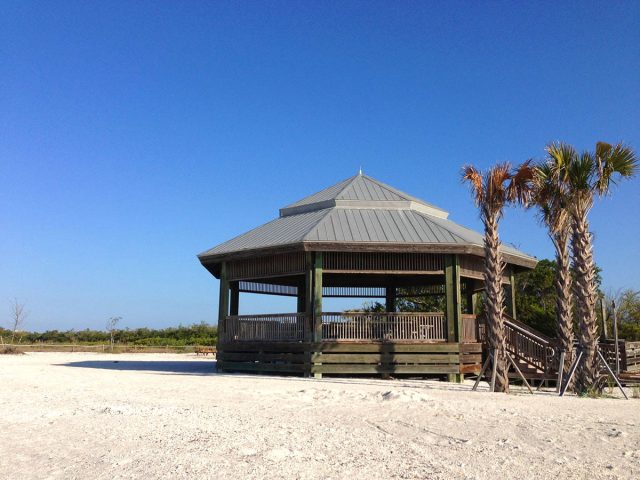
left=198, top=173, right=537, bottom=268
left=280, top=174, right=449, bottom=218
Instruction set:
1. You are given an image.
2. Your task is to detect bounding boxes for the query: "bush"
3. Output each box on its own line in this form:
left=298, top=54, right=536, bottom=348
left=1, top=346, right=24, bottom=355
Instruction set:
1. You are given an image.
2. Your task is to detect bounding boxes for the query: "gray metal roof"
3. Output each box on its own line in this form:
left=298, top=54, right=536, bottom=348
left=198, top=173, right=537, bottom=267
left=280, top=174, right=449, bottom=218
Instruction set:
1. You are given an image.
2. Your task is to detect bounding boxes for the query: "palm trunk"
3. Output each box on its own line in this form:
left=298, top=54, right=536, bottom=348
left=483, top=209, right=509, bottom=392
left=571, top=213, right=599, bottom=393
left=553, top=229, right=574, bottom=388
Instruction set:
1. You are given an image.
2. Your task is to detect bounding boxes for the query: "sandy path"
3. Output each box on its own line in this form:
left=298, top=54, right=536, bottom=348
left=0, top=352, right=638, bottom=479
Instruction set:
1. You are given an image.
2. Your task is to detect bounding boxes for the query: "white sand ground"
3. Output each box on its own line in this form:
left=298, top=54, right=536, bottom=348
left=0, top=353, right=638, bottom=480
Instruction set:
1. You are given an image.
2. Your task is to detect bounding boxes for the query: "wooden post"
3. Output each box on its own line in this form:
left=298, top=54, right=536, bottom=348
left=312, top=252, right=323, bottom=378
left=304, top=253, right=314, bottom=341
left=612, top=300, right=620, bottom=376
left=217, top=262, right=229, bottom=371
left=230, top=281, right=239, bottom=316
left=297, top=279, right=306, bottom=314
left=313, top=252, right=323, bottom=342
left=509, top=267, right=517, bottom=320
left=385, top=286, right=396, bottom=312
left=303, top=253, right=314, bottom=378
left=465, top=281, right=474, bottom=314
left=600, top=297, right=608, bottom=340
left=445, top=254, right=463, bottom=382
left=445, top=255, right=462, bottom=342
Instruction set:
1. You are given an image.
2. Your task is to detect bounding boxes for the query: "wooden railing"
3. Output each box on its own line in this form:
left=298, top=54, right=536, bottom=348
left=505, top=318, right=556, bottom=373
left=321, top=312, right=447, bottom=342
left=599, top=340, right=627, bottom=372
left=479, top=314, right=557, bottom=374
left=223, top=313, right=307, bottom=342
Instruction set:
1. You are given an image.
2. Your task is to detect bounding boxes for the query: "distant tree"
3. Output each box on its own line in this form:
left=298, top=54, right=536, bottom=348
left=357, top=288, right=446, bottom=314
left=9, top=298, right=28, bottom=344
left=514, top=260, right=557, bottom=337
left=604, top=289, right=640, bottom=341
left=106, top=316, right=122, bottom=351
left=616, top=290, right=640, bottom=326
left=515, top=260, right=603, bottom=337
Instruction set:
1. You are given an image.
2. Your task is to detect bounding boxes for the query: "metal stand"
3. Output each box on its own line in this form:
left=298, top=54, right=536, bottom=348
left=472, top=348, right=533, bottom=394
left=559, top=350, right=583, bottom=396
left=559, top=347, right=628, bottom=399
left=506, top=352, right=534, bottom=394
left=597, top=349, right=628, bottom=400
left=556, top=350, right=566, bottom=393
left=473, top=349, right=495, bottom=392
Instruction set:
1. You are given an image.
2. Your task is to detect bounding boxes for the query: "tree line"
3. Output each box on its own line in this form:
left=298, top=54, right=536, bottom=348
left=0, top=322, right=218, bottom=347
left=514, top=259, right=640, bottom=342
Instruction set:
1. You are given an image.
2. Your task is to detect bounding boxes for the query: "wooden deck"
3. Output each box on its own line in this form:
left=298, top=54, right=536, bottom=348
left=217, top=311, right=481, bottom=378
left=218, top=341, right=482, bottom=377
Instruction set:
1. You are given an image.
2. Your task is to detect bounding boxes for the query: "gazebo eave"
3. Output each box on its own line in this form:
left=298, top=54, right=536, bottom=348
left=197, top=240, right=537, bottom=278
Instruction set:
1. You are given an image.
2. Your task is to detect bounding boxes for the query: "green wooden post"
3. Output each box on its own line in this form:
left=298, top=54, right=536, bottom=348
left=445, top=254, right=463, bottom=383
left=313, top=252, right=323, bottom=378
left=297, top=281, right=306, bottom=314
left=385, top=286, right=396, bottom=312
left=302, top=253, right=314, bottom=377
left=217, top=262, right=229, bottom=371
left=304, top=253, right=314, bottom=341
left=465, top=281, right=474, bottom=314
left=509, top=267, right=517, bottom=320
left=230, top=281, right=239, bottom=316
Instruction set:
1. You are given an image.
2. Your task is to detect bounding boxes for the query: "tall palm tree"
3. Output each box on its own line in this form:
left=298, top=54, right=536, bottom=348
left=547, top=142, right=637, bottom=392
left=462, top=162, right=533, bottom=392
left=532, top=162, right=574, bottom=384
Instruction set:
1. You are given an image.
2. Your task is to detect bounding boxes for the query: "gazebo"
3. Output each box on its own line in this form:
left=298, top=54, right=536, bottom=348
left=198, top=173, right=537, bottom=380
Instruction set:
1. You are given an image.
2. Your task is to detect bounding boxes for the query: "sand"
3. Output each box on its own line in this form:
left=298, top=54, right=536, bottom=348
left=0, top=352, right=638, bottom=479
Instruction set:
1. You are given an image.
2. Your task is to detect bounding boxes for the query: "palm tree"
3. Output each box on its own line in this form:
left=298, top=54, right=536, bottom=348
left=462, top=162, right=533, bottom=392
left=531, top=162, right=574, bottom=384
left=547, top=142, right=637, bottom=392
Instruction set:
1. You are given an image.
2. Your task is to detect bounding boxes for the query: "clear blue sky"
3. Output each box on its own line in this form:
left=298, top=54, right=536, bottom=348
left=2, top=1, right=639, bottom=332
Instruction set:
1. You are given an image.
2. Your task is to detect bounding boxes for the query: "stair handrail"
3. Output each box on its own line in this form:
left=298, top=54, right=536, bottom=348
left=504, top=315, right=557, bottom=374
left=503, top=314, right=555, bottom=344
left=478, top=313, right=558, bottom=375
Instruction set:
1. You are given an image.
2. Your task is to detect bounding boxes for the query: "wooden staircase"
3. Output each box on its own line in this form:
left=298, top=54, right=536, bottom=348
left=479, top=314, right=559, bottom=381
left=479, top=315, right=635, bottom=385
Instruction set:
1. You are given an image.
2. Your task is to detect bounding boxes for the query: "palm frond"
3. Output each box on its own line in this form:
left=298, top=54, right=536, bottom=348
left=545, top=142, right=577, bottom=179
left=596, top=142, right=638, bottom=194
left=531, top=160, right=571, bottom=235
left=486, top=162, right=510, bottom=210
left=461, top=164, right=485, bottom=206
left=508, top=160, right=534, bottom=206
left=567, top=152, right=594, bottom=192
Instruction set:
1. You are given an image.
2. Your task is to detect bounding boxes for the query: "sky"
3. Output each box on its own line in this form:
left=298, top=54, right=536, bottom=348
left=1, top=1, right=639, bottom=332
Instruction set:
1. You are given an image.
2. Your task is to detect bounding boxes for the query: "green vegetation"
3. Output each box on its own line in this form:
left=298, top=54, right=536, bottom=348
left=514, top=260, right=640, bottom=342
left=513, top=259, right=558, bottom=337
left=608, top=289, right=640, bottom=341
left=0, top=322, right=218, bottom=347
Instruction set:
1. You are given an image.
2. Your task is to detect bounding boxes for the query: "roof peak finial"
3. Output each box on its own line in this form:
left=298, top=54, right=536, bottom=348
left=358, top=166, right=363, bottom=176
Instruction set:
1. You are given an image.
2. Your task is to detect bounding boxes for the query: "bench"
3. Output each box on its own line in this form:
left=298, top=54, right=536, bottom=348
left=195, top=346, right=217, bottom=357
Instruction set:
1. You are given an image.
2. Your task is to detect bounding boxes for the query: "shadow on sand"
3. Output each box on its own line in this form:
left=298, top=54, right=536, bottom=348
left=57, top=360, right=217, bottom=376
left=55, top=361, right=546, bottom=395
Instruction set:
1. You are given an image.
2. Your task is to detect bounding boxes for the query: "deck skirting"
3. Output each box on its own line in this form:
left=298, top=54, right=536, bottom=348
left=217, top=341, right=482, bottom=377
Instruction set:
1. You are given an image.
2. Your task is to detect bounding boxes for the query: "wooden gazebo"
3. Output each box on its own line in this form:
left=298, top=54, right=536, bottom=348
left=198, top=173, right=537, bottom=380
